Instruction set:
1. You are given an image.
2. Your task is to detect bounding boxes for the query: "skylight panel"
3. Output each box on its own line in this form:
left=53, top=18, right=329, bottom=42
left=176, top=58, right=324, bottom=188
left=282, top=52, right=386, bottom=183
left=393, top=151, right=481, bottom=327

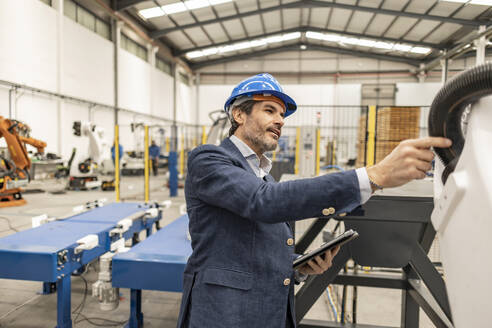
left=139, top=7, right=165, bottom=19
left=139, top=0, right=234, bottom=19
left=306, top=30, right=432, bottom=55
left=185, top=32, right=301, bottom=59
left=440, top=0, right=492, bottom=5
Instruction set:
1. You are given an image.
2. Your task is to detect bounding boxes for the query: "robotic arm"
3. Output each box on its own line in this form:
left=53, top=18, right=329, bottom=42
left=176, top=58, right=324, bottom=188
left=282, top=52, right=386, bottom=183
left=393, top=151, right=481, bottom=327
left=0, top=116, right=47, bottom=206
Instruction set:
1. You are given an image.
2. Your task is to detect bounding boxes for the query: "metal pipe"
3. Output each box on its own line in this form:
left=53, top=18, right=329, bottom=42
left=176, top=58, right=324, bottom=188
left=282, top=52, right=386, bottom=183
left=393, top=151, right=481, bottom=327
left=418, top=24, right=492, bottom=74
left=144, top=125, right=149, bottom=202
left=115, top=125, right=120, bottom=202
left=0, top=79, right=193, bottom=125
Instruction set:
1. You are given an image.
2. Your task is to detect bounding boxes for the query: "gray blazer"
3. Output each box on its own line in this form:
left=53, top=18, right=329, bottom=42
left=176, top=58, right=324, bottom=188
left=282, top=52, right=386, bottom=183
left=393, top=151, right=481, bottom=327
left=177, top=138, right=360, bottom=328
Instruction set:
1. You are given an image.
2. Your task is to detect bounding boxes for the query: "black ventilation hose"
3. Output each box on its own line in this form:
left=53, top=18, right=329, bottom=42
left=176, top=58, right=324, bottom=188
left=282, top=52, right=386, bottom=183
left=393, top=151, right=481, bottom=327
left=428, top=62, right=492, bottom=184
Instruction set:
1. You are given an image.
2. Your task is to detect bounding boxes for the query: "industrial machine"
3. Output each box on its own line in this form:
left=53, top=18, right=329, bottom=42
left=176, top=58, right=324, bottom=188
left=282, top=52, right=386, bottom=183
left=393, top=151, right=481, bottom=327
left=69, top=121, right=110, bottom=190
left=429, top=62, right=492, bottom=328
left=0, top=202, right=163, bottom=328
left=121, top=123, right=167, bottom=176
left=0, top=116, right=46, bottom=207
left=206, top=110, right=230, bottom=145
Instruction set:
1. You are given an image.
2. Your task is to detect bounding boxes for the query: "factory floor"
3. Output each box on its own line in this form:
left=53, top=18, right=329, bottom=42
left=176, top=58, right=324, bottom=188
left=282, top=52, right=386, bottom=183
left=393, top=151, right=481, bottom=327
left=0, top=175, right=437, bottom=328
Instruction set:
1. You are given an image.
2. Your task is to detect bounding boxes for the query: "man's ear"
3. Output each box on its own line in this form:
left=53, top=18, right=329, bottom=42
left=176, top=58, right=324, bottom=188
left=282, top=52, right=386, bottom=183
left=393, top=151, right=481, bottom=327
left=231, top=108, right=244, bottom=125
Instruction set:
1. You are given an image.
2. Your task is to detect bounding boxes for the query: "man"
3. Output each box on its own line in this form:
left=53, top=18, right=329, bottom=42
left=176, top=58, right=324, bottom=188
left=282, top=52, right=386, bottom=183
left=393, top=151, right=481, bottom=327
left=177, top=73, right=451, bottom=328
left=110, top=142, right=123, bottom=167
left=149, top=140, right=160, bottom=176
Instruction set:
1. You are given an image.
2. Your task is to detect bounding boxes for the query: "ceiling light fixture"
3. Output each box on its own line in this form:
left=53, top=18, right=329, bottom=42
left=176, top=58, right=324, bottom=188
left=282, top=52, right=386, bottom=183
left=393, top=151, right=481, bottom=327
left=139, top=0, right=234, bottom=19
left=306, top=30, right=431, bottom=55
left=185, top=32, right=301, bottom=59
left=439, top=0, right=492, bottom=5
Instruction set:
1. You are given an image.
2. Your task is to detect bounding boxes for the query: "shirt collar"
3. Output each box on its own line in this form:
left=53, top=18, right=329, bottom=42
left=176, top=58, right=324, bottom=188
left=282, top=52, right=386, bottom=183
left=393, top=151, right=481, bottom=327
left=229, top=135, right=272, bottom=176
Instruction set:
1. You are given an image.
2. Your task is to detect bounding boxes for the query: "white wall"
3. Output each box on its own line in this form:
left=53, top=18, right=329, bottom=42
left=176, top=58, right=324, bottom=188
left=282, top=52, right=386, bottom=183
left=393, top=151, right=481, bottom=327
left=197, top=83, right=362, bottom=126
left=151, top=70, right=174, bottom=118
left=395, top=82, right=442, bottom=106
left=0, top=0, right=192, bottom=160
left=0, top=0, right=58, bottom=92
left=63, top=17, right=114, bottom=105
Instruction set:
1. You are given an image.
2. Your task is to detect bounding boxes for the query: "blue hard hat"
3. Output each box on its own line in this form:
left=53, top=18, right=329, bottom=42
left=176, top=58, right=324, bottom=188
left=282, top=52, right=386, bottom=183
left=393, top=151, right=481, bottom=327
left=224, top=73, right=297, bottom=117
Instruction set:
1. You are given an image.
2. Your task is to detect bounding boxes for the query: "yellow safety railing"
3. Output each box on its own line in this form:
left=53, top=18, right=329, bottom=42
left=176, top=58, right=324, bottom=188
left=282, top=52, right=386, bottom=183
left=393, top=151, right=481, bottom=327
left=294, top=127, right=300, bottom=175
left=366, top=106, right=377, bottom=166
left=144, top=125, right=149, bottom=202
left=202, top=126, right=207, bottom=144
left=179, top=135, right=185, bottom=176
left=315, top=128, right=320, bottom=176
left=114, top=125, right=120, bottom=202
left=165, top=137, right=170, bottom=153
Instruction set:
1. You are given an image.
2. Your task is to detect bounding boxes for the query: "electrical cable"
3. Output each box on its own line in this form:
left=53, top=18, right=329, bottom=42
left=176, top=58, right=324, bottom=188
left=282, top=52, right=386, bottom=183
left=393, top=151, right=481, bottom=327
left=72, top=275, right=88, bottom=323
left=71, top=266, right=127, bottom=327
left=325, top=286, right=339, bottom=322
left=0, top=216, right=19, bottom=232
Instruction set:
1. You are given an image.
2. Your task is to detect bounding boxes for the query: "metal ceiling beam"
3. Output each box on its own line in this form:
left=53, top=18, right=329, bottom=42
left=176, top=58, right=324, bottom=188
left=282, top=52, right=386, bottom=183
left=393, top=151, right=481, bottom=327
left=190, top=42, right=422, bottom=70
left=150, top=1, right=301, bottom=38
left=175, top=26, right=443, bottom=57
left=150, top=0, right=484, bottom=39
left=116, top=0, right=146, bottom=11
left=418, top=24, right=492, bottom=73
left=303, top=0, right=485, bottom=27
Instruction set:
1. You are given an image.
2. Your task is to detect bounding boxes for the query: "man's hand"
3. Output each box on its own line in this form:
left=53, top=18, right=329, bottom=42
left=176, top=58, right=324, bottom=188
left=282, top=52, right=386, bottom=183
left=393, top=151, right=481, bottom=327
left=298, top=246, right=340, bottom=275
left=366, top=137, right=452, bottom=189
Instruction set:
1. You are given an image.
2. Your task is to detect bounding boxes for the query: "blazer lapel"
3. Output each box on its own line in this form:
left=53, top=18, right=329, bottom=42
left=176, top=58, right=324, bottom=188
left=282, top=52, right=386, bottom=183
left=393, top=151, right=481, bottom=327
left=220, top=138, right=257, bottom=176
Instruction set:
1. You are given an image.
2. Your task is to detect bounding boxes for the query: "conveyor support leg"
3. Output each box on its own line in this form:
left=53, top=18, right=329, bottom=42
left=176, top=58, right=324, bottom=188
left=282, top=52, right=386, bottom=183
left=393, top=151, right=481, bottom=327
left=126, top=289, right=144, bottom=328
left=56, top=276, right=72, bottom=328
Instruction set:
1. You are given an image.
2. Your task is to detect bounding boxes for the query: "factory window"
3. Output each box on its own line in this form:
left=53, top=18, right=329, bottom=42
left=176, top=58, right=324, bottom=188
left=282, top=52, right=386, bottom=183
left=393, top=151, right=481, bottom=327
left=121, top=34, right=148, bottom=62
left=179, top=72, right=190, bottom=86
left=77, top=6, right=96, bottom=31
left=39, top=0, right=52, bottom=6
left=64, top=0, right=76, bottom=20
left=63, top=0, right=111, bottom=41
left=96, top=19, right=111, bottom=40
left=156, top=57, right=172, bottom=75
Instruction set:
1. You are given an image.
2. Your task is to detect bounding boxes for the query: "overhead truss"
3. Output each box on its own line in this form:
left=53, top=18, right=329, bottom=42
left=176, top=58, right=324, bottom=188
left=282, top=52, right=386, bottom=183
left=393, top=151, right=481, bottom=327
left=190, top=42, right=422, bottom=70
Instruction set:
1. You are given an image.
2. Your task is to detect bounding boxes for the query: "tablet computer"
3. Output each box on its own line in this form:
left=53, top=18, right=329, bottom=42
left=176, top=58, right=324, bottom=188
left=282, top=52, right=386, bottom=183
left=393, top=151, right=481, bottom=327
left=293, top=229, right=359, bottom=269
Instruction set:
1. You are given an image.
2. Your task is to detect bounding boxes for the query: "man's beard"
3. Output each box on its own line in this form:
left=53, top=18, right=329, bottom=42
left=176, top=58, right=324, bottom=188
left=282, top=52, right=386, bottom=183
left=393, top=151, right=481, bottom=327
left=243, top=126, right=278, bottom=154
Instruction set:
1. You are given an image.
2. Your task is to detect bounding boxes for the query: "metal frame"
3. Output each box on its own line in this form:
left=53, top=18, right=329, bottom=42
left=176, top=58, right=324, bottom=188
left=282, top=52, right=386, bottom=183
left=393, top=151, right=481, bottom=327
left=294, top=195, right=453, bottom=328
left=190, top=42, right=422, bottom=70
left=175, top=26, right=442, bottom=57
left=149, top=0, right=483, bottom=39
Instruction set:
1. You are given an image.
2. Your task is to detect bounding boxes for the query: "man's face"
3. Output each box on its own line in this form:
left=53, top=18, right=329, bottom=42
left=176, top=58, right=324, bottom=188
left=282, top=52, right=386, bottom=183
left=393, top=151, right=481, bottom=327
left=234, top=100, right=285, bottom=156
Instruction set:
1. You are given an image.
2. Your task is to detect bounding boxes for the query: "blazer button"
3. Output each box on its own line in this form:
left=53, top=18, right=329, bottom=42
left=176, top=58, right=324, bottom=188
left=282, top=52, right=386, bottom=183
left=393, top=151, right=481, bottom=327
left=322, top=208, right=330, bottom=216
left=286, top=238, right=294, bottom=246
left=283, top=278, right=291, bottom=286
left=328, top=207, right=335, bottom=215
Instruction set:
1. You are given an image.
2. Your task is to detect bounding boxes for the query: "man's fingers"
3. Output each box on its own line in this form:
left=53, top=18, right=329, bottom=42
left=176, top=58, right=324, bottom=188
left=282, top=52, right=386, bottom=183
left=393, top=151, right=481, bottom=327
left=307, top=259, right=323, bottom=273
left=415, top=149, right=435, bottom=162
left=415, top=159, right=433, bottom=173
left=331, top=246, right=340, bottom=257
left=409, top=137, right=452, bottom=149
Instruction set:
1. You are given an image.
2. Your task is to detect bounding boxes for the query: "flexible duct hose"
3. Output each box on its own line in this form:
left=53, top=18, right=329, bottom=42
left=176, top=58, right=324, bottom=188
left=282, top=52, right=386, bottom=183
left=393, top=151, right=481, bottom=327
left=429, top=62, right=492, bottom=184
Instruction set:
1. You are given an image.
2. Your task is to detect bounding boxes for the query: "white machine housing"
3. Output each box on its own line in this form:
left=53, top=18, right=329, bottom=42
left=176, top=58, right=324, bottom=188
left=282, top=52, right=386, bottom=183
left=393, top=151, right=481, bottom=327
left=431, top=95, right=492, bottom=328
left=70, top=122, right=111, bottom=178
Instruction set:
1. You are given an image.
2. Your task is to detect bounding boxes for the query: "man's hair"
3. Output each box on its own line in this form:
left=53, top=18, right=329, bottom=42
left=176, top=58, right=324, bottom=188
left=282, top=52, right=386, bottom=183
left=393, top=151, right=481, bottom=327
left=228, top=100, right=256, bottom=137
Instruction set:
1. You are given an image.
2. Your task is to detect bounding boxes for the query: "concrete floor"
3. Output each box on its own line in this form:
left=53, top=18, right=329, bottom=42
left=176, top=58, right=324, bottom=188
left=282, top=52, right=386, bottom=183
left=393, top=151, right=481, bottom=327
left=0, top=176, right=438, bottom=327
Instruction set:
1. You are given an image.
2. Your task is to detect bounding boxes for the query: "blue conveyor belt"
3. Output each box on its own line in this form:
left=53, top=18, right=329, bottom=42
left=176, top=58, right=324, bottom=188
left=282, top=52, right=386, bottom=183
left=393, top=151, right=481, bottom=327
left=112, top=214, right=191, bottom=292
left=0, top=202, right=156, bottom=282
